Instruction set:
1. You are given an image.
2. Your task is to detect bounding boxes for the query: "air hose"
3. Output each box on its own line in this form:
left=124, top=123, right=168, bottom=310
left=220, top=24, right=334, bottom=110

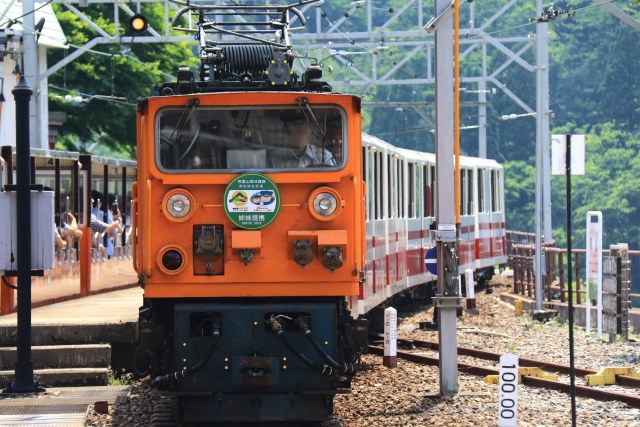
left=266, top=317, right=335, bottom=377
left=294, top=316, right=355, bottom=375
left=151, top=326, right=221, bottom=389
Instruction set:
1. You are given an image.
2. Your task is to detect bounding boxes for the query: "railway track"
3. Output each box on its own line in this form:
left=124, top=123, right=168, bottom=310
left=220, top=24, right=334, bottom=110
left=369, top=336, right=640, bottom=408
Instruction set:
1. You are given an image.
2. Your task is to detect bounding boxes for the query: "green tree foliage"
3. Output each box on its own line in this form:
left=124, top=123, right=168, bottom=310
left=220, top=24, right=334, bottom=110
left=550, top=123, right=640, bottom=250
left=496, top=4, right=640, bottom=252
left=503, top=160, right=536, bottom=231
left=48, top=3, right=197, bottom=158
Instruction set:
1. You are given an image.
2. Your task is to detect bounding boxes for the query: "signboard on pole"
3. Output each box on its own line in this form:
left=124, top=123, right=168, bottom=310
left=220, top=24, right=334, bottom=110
left=551, top=134, right=585, bottom=175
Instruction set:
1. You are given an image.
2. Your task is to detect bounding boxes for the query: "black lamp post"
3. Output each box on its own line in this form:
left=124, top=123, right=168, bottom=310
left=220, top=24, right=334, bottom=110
left=5, top=76, right=43, bottom=393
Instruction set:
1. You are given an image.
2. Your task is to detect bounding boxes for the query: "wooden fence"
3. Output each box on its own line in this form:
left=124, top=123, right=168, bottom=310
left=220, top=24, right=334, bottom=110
left=506, top=231, right=640, bottom=306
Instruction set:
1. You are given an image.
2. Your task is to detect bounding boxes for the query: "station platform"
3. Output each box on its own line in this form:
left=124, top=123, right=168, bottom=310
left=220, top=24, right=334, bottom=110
left=0, top=286, right=142, bottom=327
left=0, top=287, right=144, bottom=426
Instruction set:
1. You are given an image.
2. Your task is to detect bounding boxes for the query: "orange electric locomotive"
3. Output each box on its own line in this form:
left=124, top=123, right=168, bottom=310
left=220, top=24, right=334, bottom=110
left=132, top=1, right=368, bottom=423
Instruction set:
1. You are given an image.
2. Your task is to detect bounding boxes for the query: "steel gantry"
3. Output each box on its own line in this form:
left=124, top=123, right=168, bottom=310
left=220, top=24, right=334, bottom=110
left=3, top=0, right=549, bottom=160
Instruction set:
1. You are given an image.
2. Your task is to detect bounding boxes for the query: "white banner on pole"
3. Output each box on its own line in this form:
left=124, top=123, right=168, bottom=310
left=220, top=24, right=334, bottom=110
left=586, top=211, right=603, bottom=337
left=551, top=134, right=585, bottom=175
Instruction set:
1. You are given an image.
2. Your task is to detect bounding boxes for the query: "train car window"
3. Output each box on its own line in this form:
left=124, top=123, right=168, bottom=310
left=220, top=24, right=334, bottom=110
left=156, top=106, right=346, bottom=172
left=467, top=169, right=474, bottom=216
left=491, top=169, right=501, bottom=213
left=387, top=155, right=394, bottom=219
left=422, top=165, right=429, bottom=217
left=429, top=165, right=436, bottom=216
left=461, top=169, right=467, bottom=216
left=395, top=159, right=403, bottom=218
left=459, top=169, right=465, bottom=215
left=398, top=159, right=405, bottom=218
left=477, top=168, right=486, bottom=214
left=408, top=162, right=415, bottom=218
left=374, top=151, right=381, bottom=219
left=363, top=147, right=369, bottom=221
left=372, top=152, right=376, bottom=219
left=495, top=169, right=502, bottom=212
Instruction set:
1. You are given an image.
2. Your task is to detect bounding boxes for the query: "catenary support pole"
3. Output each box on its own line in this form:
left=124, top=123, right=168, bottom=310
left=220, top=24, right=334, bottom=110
left=433, top=0, right=462, bottom=396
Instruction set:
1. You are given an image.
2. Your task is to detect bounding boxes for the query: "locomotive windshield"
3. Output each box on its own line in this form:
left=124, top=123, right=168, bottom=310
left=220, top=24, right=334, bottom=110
left=156, top=105, right=345, bottom=172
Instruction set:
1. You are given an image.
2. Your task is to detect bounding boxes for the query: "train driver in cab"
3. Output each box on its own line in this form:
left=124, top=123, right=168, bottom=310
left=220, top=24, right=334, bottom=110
left=269, top=109, right=337, bottom=169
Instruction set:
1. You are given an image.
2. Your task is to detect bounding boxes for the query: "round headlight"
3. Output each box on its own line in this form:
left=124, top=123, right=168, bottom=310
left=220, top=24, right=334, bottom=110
left=168, top=195, right=190, bottom=217
left=162, top=250, right=183, bottom=271
left=162, top=189, right=195, bottom=222
left=157, top=245, right=188, bottom=275
left=308, top=187, right=342, bottom=222
left=313, top=192, right=337, bottom=217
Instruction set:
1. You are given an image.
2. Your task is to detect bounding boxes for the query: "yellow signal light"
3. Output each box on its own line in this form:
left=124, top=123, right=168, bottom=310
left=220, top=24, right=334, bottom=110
left=129, top=14, right=148, bottom=34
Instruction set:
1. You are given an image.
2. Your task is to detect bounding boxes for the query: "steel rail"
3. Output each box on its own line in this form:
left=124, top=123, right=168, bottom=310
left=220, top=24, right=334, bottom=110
left=368, top=344, right=640, bottom=408
left=386, top=336, right=640, bottom=389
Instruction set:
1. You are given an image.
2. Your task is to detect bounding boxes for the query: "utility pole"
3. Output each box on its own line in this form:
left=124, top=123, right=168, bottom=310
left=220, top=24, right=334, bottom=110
left=429, top=0, right=461, bottom=396
left=535, top=0, right=552, bottom=312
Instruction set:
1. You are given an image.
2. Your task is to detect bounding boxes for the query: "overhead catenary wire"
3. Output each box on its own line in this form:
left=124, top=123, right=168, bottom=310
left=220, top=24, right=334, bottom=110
left=48, top=84, right=136, bottom=107
left=468, top=0, right=617, bottom=39
left=0, top=0, right=54, bottom=29
left=11, top=20, right=175, bottom=80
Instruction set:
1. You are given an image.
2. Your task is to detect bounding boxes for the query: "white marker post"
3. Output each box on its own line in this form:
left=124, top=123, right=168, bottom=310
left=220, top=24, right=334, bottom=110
left=586, top=211, right=603, bottom=337
left=465, top=268, right=476, bottom=309
left=383, top=307, right=397, bottom=368
left=498, top=353, right=518, bottom=427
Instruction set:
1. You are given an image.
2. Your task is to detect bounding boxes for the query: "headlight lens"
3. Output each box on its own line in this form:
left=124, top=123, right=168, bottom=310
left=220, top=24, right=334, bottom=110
left=162, top=189, right=195, bottom=222
left=313, top=192, right=337, bottom=217
left=157, top=245, right=188, bottom=275
left=167, top=194, right=190, bottom=218
left=308, top=187, right=342, bottom=221
left=162, top=250, right=183, bottom=271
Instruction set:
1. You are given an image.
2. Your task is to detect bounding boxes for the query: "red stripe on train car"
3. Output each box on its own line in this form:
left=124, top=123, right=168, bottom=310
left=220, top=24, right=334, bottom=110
left=491, top=235, right=496, bottom=258
left=460, top=224, right=475, bottom=235
left=396, top=232, right=400, bottom=281
left=407, top=248, right=423, bottom=276
left=408, top=230, right=422, bottom=240
left=480, top=237, right=493, bottom=259
left=372, top=259, right=377, bottom=294
left=386, top=254, right=390, bottom=286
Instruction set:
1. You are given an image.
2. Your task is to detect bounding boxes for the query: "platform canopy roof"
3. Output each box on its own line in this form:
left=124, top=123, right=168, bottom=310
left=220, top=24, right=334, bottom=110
left=0, top=0, right=67, bottom=49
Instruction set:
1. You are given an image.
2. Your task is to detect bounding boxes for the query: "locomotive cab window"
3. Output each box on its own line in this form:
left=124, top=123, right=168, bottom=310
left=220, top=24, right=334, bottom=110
left=156, top=105, right=345, bottom=172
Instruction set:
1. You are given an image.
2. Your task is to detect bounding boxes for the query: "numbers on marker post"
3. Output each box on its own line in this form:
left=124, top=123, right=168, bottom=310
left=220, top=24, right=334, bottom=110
left=498, top=354, right=518, bottom=427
